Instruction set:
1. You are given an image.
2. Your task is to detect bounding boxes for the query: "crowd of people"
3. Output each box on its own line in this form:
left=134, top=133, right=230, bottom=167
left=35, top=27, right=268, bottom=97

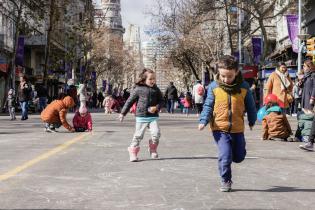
left=2, top=55, right=315, bottom=193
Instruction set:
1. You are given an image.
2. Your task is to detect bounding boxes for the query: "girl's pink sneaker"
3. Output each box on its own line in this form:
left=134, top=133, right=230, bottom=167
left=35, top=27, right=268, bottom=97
left=149, top=140, right=159, bottom=159
left=128, top=146, right=140, bottom=162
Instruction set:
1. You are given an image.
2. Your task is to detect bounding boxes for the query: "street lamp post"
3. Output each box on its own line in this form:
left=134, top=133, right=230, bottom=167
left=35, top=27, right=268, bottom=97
left=238, top=0, right=242, bottom=66
left=298, top=0, right=302, bottom=73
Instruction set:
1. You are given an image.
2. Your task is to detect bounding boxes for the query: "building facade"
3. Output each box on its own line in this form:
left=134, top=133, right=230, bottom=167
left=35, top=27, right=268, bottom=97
left=0, top=1, right=14, bottom=107
left=124, top=24, right=143, bottom=86
left=94, top=0, right=125, bottom=39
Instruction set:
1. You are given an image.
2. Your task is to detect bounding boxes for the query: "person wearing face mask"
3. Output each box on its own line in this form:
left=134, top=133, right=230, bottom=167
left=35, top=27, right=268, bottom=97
left=119, top=69, right=164, bottom=162
left=264, top=63, right=294, bottom=113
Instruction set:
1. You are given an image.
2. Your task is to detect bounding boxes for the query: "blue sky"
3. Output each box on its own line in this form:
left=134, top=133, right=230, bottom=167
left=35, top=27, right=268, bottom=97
left=121, top=0, right=156, bottom=41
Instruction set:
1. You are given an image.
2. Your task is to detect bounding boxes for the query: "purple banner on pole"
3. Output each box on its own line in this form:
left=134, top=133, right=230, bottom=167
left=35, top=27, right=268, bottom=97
left=66, top=63, right=72, bottom=78
left=252, top=37, right=262, bottom=64
left=91, top=71, right=96, bottom=81
left=233, top=51, right=239, bottom=61
left=80, top=66, right=85, bottom=75
left=15, top=37, right=24, bottom=66
left=286, top=15, right=299, bottom=53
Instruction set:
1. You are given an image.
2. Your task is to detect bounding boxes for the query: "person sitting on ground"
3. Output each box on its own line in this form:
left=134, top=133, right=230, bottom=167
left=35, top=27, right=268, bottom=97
left=295, top=109, right=314, bottom=142
left=73, top=105, right=92, bottom=132
left=262, top=94, right=292, bottom=141
left=41, top=96, right=76, bottom=133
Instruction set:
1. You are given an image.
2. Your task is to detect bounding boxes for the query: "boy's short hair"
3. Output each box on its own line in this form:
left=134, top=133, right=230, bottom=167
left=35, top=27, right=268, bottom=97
left=217, top=55, right=238, bottom=70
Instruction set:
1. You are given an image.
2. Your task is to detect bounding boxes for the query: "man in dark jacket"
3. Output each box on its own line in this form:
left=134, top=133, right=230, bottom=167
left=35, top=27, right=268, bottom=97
left=300, top=60, right=315, bottom=111
left=36, top=84, right=48, bottom=112
left=18, top=76, right=32, bottom=120
left=97, top=91, right=105, bottom=108
left=164, top=82, right=178, bottom=114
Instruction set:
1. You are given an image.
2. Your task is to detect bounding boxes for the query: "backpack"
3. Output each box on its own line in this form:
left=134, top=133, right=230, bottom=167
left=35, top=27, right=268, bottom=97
left=197, top=85, right=204, bottom=96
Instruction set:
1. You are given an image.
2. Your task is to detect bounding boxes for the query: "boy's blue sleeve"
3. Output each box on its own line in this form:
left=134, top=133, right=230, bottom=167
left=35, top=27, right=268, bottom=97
left=199, top=83, right=215, bottom=126
left=245, top=87, right=257, bottom=126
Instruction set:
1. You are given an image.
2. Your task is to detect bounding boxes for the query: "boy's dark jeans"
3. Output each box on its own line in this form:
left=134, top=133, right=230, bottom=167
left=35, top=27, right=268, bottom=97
left=213, top=131, right=246, bottom=183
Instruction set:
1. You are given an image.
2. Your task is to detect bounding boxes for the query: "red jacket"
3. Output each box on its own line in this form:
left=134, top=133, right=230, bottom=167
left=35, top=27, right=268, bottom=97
left=181, top=98, right=191, bottom=108
left=72, top=111, right=92, bottom=131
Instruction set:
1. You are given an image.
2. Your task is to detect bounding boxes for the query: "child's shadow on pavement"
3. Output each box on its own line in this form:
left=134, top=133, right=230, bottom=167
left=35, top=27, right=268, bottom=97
left=141, top=156, right=218, bottom=161
left=233, top=186, right=315, bottom=192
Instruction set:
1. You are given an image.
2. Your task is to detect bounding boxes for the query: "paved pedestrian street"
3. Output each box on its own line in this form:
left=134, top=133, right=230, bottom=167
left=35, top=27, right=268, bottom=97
left=0, top=113, right=314, bottom=209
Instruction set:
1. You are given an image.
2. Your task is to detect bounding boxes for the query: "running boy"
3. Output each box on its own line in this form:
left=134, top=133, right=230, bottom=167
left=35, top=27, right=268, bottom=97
left=198, top=55, right=257, bottom=192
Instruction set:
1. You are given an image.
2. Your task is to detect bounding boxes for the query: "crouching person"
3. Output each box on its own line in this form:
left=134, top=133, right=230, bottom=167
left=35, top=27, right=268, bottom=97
left=262, top=94, right=292, bottom=141
left=73, top=105, right=92, bottom=132
left=41, top=96, right=76, bottom=133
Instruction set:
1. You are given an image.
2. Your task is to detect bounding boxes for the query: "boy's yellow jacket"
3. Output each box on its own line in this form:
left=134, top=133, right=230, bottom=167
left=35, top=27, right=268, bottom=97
left=199, top=80, right=257, bottom=133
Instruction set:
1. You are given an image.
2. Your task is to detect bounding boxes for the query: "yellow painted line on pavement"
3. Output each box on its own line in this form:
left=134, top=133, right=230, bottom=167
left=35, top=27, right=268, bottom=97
left=0, top=133, right=89, bottom=182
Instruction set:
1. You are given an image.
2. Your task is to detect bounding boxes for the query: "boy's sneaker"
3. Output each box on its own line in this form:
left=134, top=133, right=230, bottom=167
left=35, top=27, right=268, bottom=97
left=220, top=181, right=232, bottom=192
left=299, top=142, right=314, bottom=151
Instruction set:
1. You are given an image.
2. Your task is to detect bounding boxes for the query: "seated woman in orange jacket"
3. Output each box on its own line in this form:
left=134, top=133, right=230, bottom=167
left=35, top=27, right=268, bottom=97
left=41, top=96, right=76, bottom=133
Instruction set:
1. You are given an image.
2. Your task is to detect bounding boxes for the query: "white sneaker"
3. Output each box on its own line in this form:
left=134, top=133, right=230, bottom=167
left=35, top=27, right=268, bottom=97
left=299, top=142, right=314, bottom=151
left=45, top=127, right=57, bottom=133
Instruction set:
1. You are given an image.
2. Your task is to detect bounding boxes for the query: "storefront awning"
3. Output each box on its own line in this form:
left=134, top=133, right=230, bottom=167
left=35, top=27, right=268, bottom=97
left=267, top=45, right=292, bottom=59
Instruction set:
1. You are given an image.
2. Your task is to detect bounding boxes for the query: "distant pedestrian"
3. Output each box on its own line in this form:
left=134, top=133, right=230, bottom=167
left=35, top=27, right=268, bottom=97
left=123, top=88, right=130, bottom=102
left=77, top=81, right=88, bottom=108
left=164, top=82, right=178, bottom=114
left=73, top=105, right=92, bottom=132
left=36, top=84, right=48, bottom=112
left=119, top=69, right=164, bottom=162
left=292, top=80, right=302, bottom=116
left=264, top=63, right=293, bottom=112
left=18, top=75, right=32, bottom=120
left=67, top=84, right=78, bottom=107
left=97, top=91, right=104, bottom=108
left=192, top=80, right=205, bottom=116
left=92, top=91, right=98, bottom=109
left=41, top=96, right=76, bottom=133
left=198, top=55, right=257, bottom=192
left=181, top=93, right=192, bottom=117
left=103, top=94, right=113, bottom=114
left=4, top=89, right=16, bottom=121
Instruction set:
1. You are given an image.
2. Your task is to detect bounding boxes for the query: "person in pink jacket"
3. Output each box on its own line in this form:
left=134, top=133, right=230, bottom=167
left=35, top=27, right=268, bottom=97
left=73, top=105, right=92, bottom=132
left=181, top=93, right=192, bottom=117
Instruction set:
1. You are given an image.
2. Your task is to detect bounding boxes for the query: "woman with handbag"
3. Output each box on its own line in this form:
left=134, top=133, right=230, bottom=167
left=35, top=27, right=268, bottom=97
left=264, top=63, right=294, bottom=113
left=300, top=60, right=315, bottom=112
